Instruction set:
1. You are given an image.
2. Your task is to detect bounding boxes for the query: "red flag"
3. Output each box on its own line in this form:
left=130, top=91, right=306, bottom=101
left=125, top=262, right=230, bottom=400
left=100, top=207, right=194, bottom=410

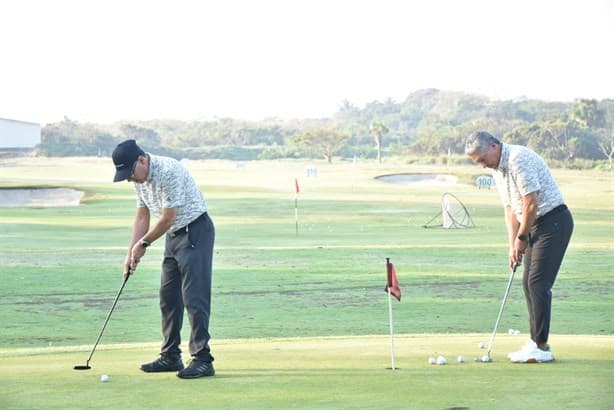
left=385, top=259, right=401, bottom=301
left=295, top=178, right=300, bottom=194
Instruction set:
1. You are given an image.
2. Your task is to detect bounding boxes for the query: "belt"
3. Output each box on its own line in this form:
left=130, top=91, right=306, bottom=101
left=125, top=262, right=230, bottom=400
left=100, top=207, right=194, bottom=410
left=169, top=212, right=207, bottom=237
left=534, top=204, right=567, bottom=226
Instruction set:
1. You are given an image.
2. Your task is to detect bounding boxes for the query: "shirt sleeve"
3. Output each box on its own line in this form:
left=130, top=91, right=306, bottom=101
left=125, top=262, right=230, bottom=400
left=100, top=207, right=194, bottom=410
left=159, top=165, right=186, bottom=209
left=135, top=185, right=146, bottom=208
left=511, top=150, right=541, bottom=196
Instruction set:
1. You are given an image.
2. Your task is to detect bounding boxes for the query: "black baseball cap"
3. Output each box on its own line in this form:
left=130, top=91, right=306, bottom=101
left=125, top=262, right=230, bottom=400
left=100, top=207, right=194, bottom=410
left=112, top=139, right=145, bottom=182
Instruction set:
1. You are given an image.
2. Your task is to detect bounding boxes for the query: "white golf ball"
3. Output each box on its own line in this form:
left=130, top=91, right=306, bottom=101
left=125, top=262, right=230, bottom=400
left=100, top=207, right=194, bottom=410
left=100, top=374, right=109, bottom=382
left=457, top=355, right=465, bottom=363
left=478, top=342, right=485, bottom=349
left=428, top=357, right=436, bottom=365
left=481, top=355, right=491, bottom=362
left=513, top=329, right=520, bottom=335
left=508, top=328, right=514, bottom=334
left=436, top=355, right=447, bottom=365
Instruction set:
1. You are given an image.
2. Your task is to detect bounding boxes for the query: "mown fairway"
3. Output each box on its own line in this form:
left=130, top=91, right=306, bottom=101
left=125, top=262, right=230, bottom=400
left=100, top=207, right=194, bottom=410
left=1, top=157, right=612, bottom=409
left=2, top=335, right=613, bottom=409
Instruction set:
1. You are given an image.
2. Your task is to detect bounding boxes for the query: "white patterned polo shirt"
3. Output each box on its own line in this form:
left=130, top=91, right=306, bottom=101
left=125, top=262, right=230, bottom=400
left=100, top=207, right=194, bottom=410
left=493, top=143, right=564, bottom=222
left=134, top=154, right=207, bottom=233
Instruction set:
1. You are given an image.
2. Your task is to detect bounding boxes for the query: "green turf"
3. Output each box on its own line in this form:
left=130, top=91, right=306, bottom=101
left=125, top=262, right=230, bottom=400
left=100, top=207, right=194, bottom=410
left=0, top=157, right=612, bottom=408
left=1, top=335, right=613, bottom=409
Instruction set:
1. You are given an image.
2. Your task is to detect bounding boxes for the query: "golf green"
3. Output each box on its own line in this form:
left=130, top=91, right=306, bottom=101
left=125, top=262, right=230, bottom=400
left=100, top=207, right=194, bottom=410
left=1, top=335, right=612, bottom=409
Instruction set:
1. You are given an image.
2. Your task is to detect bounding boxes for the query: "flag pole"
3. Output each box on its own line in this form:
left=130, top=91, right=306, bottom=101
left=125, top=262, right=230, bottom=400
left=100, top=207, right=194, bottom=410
left=294, top=178, right=299, bottom=236
left=386, top=258, right=396, bottom=370
left=295, top=195, right=298, bottom=236
left=387, top=287, right=396, bottom=370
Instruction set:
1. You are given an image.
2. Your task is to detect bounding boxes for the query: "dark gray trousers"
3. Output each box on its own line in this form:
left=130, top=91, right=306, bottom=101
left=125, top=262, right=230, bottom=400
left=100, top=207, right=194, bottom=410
left=523, top=206, right=573, bottom=345
left=160, top=213, right=214, bottom=362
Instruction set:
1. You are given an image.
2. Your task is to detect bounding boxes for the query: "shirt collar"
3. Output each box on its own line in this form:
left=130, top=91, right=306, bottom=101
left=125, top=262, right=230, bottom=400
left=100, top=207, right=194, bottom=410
left=145, top=153, right=155, bottom=181
left=497, top=143, right=510, bottom=174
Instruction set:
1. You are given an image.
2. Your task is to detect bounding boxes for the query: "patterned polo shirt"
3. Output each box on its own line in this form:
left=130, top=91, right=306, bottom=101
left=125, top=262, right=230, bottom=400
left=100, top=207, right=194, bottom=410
left=493, top=143, right=564, bottom=222
left=134, top=154, right=207, bottom=233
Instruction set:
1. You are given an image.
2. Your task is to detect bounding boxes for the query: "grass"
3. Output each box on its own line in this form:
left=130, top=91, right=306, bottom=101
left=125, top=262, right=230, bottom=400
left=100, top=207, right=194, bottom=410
left=1, top=335, right=613, bottom=409
left=0, top=157, right=612, bottom=408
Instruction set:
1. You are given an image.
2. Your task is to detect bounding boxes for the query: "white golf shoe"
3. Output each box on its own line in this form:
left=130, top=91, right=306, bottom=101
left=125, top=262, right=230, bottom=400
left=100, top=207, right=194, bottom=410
left=507, top=340, right=537, bottom=360
left=509, top=342, right=554, bottom=363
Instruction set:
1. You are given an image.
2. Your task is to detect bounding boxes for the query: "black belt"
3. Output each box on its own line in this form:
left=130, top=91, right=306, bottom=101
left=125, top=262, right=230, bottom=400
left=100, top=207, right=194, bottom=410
left=170, top=212, right=207, bottom=237
left=534, top=204, right=567, bottom=226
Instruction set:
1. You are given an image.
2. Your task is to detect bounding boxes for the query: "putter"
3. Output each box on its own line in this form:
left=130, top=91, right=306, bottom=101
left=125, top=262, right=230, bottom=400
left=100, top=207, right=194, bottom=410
left=74, top=273, right=131, bottom=370
left=484, top=263, right=519, bottom=361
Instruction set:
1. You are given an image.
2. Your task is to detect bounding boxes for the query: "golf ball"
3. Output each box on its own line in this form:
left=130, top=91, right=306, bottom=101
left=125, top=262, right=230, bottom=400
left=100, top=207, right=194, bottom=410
left=478, top=341, right=485, bottom=349
left=508, top=328, right=514, bottom=334
left=428, top=357, right=436, bottom=365
left=436, top=356, right=447, bottom=365
left=481, top=355, right=491, bottom=362
left=457, top=355, right=465, bottom=363
left=513, top=329, right=520, bottom=335
left=100, top=374, right=109, bottom=382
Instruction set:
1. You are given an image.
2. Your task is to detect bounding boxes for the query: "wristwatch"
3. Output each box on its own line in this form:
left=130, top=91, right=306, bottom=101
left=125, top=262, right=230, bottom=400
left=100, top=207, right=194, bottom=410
left=517, top=234, right=528, bottom=242
left=140, top=239, right=151, bottom=248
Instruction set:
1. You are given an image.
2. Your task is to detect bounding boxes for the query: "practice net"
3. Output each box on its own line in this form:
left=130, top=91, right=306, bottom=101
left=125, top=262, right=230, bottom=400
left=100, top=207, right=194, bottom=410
left=422, top=192, right=474, bottom=229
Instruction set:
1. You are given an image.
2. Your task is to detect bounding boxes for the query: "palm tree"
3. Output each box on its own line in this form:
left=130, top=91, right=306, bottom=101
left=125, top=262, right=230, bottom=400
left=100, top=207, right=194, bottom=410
left=369, top=120, right=388, bottom=163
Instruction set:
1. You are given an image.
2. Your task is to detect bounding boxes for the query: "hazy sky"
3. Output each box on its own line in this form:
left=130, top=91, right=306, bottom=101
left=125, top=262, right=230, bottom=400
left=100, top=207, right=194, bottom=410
left=1, top=0, right=613, bottom=125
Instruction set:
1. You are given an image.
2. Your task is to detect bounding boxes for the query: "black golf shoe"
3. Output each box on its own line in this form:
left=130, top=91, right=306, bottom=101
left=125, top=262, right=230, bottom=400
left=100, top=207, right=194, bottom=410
left=176, top=359, right=215, bottom=379
left=140, top=354, right=184, bottom=372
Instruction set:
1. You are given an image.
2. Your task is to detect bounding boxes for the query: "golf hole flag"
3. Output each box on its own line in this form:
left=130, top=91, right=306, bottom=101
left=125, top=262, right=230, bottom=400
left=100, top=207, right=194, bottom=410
left=385, top=258, right=401, bottom=301
left=385, top=258, right=401, bottom=370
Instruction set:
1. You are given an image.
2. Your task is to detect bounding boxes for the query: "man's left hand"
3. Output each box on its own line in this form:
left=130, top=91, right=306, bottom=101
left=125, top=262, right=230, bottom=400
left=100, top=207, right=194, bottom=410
left=512, top=237, right=528, bottom=265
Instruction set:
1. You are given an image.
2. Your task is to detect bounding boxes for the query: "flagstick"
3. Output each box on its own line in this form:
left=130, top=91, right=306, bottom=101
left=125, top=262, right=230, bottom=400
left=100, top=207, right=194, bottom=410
left=294, top=195, right=298, bottom=236
left=387, top=287, right=396, bottom=370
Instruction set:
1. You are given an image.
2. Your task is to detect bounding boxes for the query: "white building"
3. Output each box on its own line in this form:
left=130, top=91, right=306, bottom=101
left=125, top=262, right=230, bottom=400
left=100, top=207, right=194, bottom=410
left=0, top=118, right=41, bottom=149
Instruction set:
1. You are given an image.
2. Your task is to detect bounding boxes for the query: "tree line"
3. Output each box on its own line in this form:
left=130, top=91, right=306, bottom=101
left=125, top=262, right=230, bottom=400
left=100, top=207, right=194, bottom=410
left=38, top=89, right=614, bottom=169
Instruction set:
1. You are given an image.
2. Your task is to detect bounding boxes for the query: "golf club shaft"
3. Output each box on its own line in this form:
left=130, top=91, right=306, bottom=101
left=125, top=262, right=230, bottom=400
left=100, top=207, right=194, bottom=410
left=84, top=275, right=130, bottom=365
left=487, top=264, right=518, bottom=356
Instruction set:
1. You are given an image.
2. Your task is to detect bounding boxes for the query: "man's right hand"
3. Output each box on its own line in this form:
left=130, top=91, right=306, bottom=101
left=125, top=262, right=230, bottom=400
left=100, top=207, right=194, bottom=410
left=123, top=256, right=133, bottom=279
left=509, top=247, right=523, bottom=269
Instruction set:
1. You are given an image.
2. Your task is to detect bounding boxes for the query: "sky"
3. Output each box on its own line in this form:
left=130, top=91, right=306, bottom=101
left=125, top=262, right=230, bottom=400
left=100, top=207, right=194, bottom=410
left=1, top=0, right=613, bottom=125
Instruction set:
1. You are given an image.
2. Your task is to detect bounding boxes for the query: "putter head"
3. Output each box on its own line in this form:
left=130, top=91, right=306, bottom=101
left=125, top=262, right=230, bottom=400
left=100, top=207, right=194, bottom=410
left=74, top=365, right=91, bottom=370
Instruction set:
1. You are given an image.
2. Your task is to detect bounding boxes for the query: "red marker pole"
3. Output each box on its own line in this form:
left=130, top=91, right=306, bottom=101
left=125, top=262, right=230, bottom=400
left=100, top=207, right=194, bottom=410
left=294, top=178, right=300, bottom=236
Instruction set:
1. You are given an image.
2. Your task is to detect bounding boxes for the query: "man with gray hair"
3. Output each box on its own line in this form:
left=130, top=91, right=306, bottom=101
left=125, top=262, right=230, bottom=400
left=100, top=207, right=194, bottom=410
left=465, top=131, right=573, bottom=363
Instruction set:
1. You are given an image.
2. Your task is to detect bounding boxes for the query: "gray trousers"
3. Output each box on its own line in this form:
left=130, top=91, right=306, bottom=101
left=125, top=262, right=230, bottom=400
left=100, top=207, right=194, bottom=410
left=523, top=206, right=573, bottom=345
left=160, top=213, right=214, bottom=362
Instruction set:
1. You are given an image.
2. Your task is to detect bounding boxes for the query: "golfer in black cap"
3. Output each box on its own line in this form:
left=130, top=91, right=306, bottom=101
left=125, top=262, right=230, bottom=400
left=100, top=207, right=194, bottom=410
left=112, top=139, right=215, bottom=379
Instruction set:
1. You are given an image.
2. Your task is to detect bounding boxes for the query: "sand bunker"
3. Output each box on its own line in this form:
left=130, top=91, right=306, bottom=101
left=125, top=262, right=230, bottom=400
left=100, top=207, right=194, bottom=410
left=375, top=173, right=458, bottom=186
left=0, top=188, right=84, bottom=207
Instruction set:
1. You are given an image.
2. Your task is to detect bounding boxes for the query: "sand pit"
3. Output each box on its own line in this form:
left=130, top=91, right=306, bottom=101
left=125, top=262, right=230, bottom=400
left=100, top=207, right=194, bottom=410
left=375, top=173, right=458, bottom=186
left=0, top=188, right=84, bottom=207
